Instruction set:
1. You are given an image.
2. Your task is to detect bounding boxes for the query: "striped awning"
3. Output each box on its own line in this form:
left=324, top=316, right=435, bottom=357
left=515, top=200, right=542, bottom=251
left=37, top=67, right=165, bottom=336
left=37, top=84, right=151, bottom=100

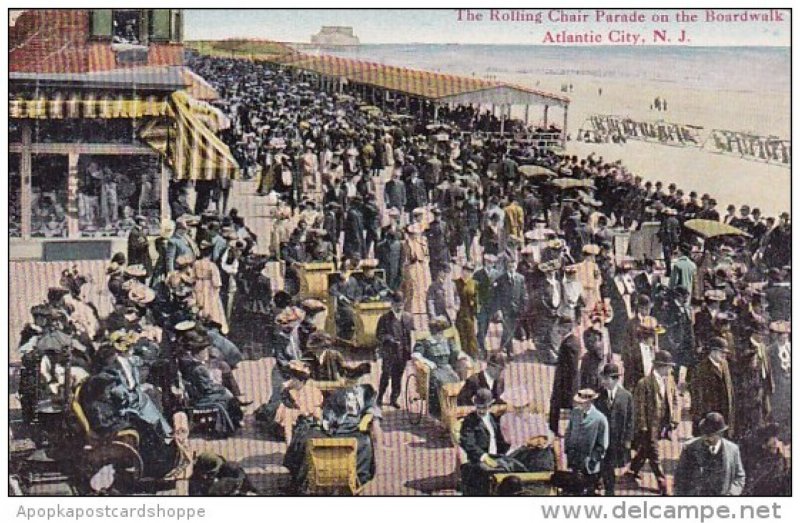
left=140, top=91, right=239, bottom=181
left=9, top=92, right=169, bottom=119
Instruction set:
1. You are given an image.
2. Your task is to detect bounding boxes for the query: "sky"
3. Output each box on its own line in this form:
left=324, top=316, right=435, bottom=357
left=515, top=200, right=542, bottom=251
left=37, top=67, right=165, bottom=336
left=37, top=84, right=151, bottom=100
left=183, top=8, right=790, bottom=46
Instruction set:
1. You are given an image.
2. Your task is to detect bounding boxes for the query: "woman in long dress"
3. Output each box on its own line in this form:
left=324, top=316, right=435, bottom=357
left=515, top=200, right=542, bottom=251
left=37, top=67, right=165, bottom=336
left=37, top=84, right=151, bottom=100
left=194, top=245, right=229, bottom=334
left=401, top=223, right=431, bottom=326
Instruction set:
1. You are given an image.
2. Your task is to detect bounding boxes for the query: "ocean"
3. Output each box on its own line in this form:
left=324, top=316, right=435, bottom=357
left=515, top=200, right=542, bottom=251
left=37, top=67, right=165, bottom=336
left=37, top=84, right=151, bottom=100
left=322, top=44, right=789, bottom=95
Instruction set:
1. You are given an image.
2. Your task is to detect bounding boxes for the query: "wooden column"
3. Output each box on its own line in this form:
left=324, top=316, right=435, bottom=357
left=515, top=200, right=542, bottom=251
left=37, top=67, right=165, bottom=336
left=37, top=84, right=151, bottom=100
left=524, top=104, right=530, bottom=126
left=67, top=152, right=80, bottom=238
left=500, top=104, right=506, bottom=136
left=161, top=160, right=171, bottom=220
left=562, top=105, right=569, bottom=147
left=544, top=105, right=549, bottom=128
left=20, top=121, right=32, bottom=239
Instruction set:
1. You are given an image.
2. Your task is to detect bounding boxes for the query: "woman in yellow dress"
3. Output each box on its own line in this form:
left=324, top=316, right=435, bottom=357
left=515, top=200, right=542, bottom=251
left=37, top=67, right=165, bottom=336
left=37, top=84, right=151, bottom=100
left=194, top=242, right=229, bottom=334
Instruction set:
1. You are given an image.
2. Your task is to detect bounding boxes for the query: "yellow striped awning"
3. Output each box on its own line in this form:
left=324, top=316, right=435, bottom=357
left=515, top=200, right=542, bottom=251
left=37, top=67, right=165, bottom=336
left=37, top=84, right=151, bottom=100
left=140, top=91, right=240, bottom=181
left=9, top=92, right=169, bottom=119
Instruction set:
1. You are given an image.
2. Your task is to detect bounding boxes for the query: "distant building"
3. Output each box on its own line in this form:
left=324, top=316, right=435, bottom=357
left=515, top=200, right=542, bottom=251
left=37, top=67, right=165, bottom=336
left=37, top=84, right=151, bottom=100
left=310, top=26, right=360, bottom=47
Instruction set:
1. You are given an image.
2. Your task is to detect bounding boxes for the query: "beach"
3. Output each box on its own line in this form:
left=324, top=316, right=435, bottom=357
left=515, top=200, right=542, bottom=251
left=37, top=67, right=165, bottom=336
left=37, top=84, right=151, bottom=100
left=327, top=44, right=791, bottom=215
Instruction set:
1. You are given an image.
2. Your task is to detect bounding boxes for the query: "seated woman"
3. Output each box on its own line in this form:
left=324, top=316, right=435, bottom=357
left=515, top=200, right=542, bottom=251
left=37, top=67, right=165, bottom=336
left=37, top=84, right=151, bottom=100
left=176, top=333, right=244, bottom=437
left=271, top=361, right=324, bottom=443
left=412, top=317, right=471, bottom=417
left=80, top=344, right=181, bottom=481
left=499, top=387, right=557, bottom=473
left=284, top=384, right=382, bottom=492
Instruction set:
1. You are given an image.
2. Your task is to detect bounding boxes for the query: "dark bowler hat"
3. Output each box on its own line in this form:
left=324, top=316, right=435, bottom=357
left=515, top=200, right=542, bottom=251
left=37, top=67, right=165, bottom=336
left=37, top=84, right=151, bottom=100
left=487, top=352, right=507, bottom=370
left=193, top=452, right=224, bottom=476
left=472, top=387, right=494, bottom=408
left=698, top=412, right=728, bottom=436
left=653, top=350, right=675, bottom=367
left=600, top=363, right=621, bottom=378
left=707, top=336, right=731, bottom=353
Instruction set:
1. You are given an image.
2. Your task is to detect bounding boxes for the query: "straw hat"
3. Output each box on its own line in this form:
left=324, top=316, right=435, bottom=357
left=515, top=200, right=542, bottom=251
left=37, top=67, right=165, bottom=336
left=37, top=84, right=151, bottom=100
left=769, top=320, right=791, bottom=334
left=128, top=285, right=155, bottom=306
left=124, top=265, right=147, bottom=278
left=160, top=219, right=176, bottom=238
left=582, top=244, right=600, bottom=255
left=573, top=388, right=599, bottom=404
left=359, top=258, right=379, bottom=269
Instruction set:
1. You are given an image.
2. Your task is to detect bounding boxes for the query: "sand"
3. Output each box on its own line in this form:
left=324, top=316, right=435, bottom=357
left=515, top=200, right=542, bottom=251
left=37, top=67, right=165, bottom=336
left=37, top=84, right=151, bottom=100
left=501, top=74, right=790, bottom=216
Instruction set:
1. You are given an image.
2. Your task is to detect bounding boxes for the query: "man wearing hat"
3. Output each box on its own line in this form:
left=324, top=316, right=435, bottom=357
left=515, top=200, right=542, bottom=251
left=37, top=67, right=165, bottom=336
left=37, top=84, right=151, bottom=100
left=458, top=388, right=511, bottom=495
left=376, top=292, right=416, bottom=408
left=491, top=258, right=528, bottom=357
left=563, top=389, right=609, bottom=495
left=383, top=167, right=407, bottom=219
left=548, top=325, right=583, bottom=435
left=166, top=216, right=199, bottom=274
left=425, top=207, right=451, bottom=281
left=342, top=196, right=366, bottom=262
left=767, top=320, right=791, bottom=439
left=764, top=268, right=791, bottom=322
left=594, top=363, right=634, bottom=496
left=376, top=219, right=404, bottom=291
left=741, top=422, right=790, bottom=496
left=674, top=412, right=745, bottom=496
left=668, top=243, right=696, bottom=304
left=690, top=336, right=735, bottom=437
left=358, top=258, right=391, bottom=301
left=473, top=253, right=500, bottom=357
left=656, top=208, right=681, bottom=277
left=695, top=289, right=725, bottom=351
left=457, top=353, right=506, bottom=406
left=733, top=318, right=773, bottom=439
left=622, top=316, right=660, bottom=391
left=127, top=215, right=153, bottom=278
left=628, top=350, right=679, bottom=495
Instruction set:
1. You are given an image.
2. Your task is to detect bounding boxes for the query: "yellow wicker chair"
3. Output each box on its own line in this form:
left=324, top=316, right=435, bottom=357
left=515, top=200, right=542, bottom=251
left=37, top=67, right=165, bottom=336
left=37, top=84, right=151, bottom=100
left=304, top=413, right=374, bottom=496
left=297, top=262, right=336, bottom=301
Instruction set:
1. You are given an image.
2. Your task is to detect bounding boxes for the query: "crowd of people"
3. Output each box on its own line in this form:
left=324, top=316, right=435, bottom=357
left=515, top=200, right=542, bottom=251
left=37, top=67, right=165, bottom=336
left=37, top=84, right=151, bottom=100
left=14, top=52, right=792, bottom=497
left=581, top=115, right=702, bottom=147
left=708, top=130, right=791, bottom=166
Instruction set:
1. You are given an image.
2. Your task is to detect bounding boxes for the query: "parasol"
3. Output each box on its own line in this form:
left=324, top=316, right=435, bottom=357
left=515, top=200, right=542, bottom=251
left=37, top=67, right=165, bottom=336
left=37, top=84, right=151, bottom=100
left=550, top=178, right=594, bottom=190
left=519, top=165, right=555, bottom=178
left=683, top=219, right=751, bottom=238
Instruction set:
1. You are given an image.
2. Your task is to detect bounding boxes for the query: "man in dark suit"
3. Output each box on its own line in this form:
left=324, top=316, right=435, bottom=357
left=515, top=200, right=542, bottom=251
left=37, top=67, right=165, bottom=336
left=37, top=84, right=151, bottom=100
left=459, top=388, right=510, bottom=495
left=595, top=363, right=634, bottom=496
left=764, top=268, right=791, bottom=322
left=674, top=412, right=745, bottom=496
left=376, top=292, right=415, bottom=408
left=473, top=254, right=499, bottom=357
left=166, top=216, right=199, bottom=273
left=457, top=353, right=506, bottom=406
left=383, top=169, right=407, bottom=216
left=656, top=208, right=681, bottom=276
left=127, top=215, right=153, bottom=277
left=548, top=324, right=582, bottom=435
left=492, top=258, right=528, bottom=357
left=690, top=337, right=735, bottom=437
left=628, top=350, right=680, bottom=495
left=342, top=195, right=366, bottom=263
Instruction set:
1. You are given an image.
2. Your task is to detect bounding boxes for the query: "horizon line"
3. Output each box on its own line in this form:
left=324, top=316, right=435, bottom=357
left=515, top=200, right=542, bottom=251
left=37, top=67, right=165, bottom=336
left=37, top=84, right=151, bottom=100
left=187, top=39, right=791, bottom=49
